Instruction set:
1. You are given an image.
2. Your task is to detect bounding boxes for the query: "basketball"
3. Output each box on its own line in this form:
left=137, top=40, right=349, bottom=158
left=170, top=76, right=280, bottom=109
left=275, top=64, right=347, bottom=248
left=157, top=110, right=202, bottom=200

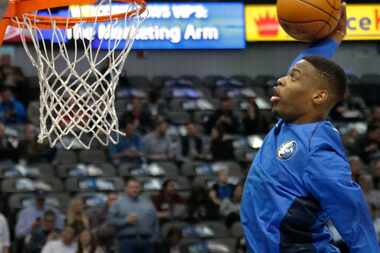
left=277, top=0, right=342, bottom=42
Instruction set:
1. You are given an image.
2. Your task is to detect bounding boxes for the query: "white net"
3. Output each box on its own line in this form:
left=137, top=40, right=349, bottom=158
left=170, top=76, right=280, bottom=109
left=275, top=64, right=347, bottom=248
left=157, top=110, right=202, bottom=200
left=12, top=0, right=146, bottom=149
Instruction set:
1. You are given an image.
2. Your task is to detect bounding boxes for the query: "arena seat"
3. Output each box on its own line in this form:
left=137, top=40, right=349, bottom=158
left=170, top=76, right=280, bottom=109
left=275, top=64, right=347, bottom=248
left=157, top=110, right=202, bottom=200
left=126, top=75, right=152, bottom=90
left=2, top=177, right=64, bottom=193
left=166, top=111, right=191, bottom=125
left=181, top=161, right=204, bottom=177
left=155, top=161, right=180, bottom=177
left=197, top=221, right=230, bottom=238
left=206, top=238, right=237, bottom=253
left=230, top=222, right=244, bottom=238
left=8, top=192, right=70, bottom=212
left=65, top=177, right=124, bottom=193
left=78, top=149, right=107, bottom=163
left=53, top=150, right=78, bottom=165
left=151, top=75, right=174, bottom=90
left=76, top=192, right=110, bottom=208
left=57, top=163, right=116, bottom=178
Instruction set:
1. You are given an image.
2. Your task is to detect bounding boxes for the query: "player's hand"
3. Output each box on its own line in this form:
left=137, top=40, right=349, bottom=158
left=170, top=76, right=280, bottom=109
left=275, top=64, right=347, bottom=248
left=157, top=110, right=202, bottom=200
left=329, top=2, right=347, bottom=44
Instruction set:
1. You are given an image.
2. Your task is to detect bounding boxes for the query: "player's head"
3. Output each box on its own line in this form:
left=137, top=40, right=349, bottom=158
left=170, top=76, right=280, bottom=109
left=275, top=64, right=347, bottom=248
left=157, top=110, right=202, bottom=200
left=273, top=56, right=346, bottom=123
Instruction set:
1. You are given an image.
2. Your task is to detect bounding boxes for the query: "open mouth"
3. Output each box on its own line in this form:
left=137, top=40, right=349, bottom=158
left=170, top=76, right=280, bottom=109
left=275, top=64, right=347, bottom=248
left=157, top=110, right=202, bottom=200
left=271, top=87, right=281, bottom=103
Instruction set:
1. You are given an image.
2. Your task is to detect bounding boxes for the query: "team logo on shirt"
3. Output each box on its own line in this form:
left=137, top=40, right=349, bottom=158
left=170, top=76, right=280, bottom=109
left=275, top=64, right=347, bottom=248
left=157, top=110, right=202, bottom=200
left=277, top=140, right=297, bottom=160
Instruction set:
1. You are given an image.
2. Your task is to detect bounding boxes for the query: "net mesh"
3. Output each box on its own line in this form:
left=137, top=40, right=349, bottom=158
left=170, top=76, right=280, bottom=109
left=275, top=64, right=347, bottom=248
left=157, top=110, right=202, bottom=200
left=12, top=0, right=145, bottom=149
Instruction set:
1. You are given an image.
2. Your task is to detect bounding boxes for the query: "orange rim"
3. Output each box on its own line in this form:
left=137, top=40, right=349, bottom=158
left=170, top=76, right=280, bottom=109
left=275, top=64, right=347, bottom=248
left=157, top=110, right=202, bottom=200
left=0, top=0, right=146, bottom=44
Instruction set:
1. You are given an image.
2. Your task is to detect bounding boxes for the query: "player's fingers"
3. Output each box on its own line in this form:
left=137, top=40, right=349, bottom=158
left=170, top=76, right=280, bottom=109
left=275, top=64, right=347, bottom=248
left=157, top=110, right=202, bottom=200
left=341, top=2, right=347, bottom=20
left=340, top=2, right=347, bottom=33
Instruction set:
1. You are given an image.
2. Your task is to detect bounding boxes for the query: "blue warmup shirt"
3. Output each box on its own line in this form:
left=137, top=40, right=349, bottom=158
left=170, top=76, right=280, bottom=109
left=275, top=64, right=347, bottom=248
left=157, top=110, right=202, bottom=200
left=241, top=39, right=380, bottom=253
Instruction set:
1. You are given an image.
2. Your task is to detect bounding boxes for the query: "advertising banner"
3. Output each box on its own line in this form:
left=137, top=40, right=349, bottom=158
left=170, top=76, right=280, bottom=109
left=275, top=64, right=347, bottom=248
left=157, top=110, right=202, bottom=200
left=36, top=3, right=245, bottom=49
left=246, top=4, right=380, bottom=41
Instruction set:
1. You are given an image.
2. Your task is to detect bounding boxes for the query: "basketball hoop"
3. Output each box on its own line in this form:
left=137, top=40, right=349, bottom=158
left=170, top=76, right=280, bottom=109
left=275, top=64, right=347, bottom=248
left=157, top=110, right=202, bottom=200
left=0, top=0, right=146, bottom=149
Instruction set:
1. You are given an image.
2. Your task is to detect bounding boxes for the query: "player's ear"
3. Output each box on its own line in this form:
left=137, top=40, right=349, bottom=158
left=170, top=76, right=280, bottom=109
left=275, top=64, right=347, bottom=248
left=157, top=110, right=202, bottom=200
left=312, top=89, right=328, bottom=105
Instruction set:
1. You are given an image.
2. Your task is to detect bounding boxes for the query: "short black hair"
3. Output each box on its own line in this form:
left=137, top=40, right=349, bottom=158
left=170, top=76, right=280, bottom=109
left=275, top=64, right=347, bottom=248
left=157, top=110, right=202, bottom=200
left=125, top=176, right=140, bottom=185
left=43, top=209, right=56, bottom=219
left=303, top=56, right=347, bottom=105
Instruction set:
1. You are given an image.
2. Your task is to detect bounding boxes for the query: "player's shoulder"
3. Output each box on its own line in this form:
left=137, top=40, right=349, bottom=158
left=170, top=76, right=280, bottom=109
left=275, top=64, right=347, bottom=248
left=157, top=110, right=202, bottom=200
left=309, top=120, right=344, bottom=153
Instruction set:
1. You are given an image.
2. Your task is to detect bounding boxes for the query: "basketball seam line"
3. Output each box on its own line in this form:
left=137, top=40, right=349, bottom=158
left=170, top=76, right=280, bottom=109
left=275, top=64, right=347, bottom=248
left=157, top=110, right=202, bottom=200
left=296, top=0, right=339, bottom=22
left=326, top=0, right=340, bottom=11
left=279, top=18, right=330, bottom=24
left=314, top=16, right=332, bottom=39
left=314, top=3, right=338, bottom=39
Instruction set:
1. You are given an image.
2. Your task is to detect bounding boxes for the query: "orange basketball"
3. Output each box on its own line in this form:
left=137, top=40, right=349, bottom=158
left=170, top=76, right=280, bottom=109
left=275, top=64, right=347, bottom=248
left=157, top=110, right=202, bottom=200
left=277, top=0, right=341, bottom=42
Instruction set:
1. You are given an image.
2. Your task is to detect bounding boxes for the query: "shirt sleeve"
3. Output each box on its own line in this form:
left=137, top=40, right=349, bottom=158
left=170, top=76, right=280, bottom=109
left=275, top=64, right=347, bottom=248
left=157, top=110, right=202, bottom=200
left=15, top=209, right=33, bottom=238
left=289, top=38, right=338, bottom=69
left=106, top=202, right=129, bottom=228
left=303, top=144, right=380, bottom=253
left=0, top=216, right=10, bottom=248
left=41, top=241, right=53, bottom=253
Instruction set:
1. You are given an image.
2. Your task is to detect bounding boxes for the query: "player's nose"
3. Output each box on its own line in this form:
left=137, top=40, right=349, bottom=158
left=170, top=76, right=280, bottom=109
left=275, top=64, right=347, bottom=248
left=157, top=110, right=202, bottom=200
left=276, top=76, right=286, bottom=87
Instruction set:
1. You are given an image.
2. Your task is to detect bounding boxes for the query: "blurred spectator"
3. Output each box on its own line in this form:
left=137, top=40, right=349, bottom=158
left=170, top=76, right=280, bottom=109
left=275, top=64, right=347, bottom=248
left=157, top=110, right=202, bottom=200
left=209, top=125, right=235, bottom=161
left=370, top=203, right=380, bottom=241
left=205, top=97, right=240, bottom=134
left=330, top=89, right=369, bottom=121
left=179, top=122, right=205, bottom=161
left=186, top=185, right=219, bottom=223
left=371, top=158, right=380, bottom=189
left=41, top=225, right=77, bottom=253
left=25, top=210, right=61, bottom=253
left=142, top=117, right=175, bottom=161
left=87, top=193, right=118, bottom=252
left=17, top=123, right=55, bottom=163
left=152, top=179, right=186, bottom=223
left=147, top=90, right=167, bottom=119
left=369, top=106, right=380, bottom=126
left=241, top=97, right=270, bottom=135
left=2, top=66, right=30, bottom=107
left=358, top=174, right=380, bottom=207
left=342, top=128, right=361, bottom=156
left=76, top=229, right=105, bottom=253
left=88, top=192, right=118, bottom=229
left=122, top=97, right=153, bottom=134
left=66, top=198, right=90, bottom=236
left=158, top=226, right=183, bottom=253
left=0, top=86, right=26, bottom=125
left=358, top=123, right=380, bottom=162
left=107, top=177, right=159, bottom=253
left=0, top=212, right=10, bottom=253
left=209, top=169, right=235, bottom=207
left=0, top=122, right=18, bottom=161
left=235, top=237, right=246, bottom=253
left=15, top=191, right=64, bottom=239
left=349, top=156, right=365, bottom=182
left=108, top=119, right=143, bottom=165
left=220, top=183, right=242, bottom=229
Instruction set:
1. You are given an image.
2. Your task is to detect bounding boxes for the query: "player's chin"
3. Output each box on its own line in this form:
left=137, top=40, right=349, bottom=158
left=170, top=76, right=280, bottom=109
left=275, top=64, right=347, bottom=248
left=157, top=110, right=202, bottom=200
left=272, top=104, right=287, bottom=119
left=271, top=102, right=281, bottom=114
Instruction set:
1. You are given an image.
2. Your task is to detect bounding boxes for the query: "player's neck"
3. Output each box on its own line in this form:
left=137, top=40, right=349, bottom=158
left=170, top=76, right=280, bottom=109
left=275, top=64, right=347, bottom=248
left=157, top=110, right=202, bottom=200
left=289, top=112, right=326, bottom=124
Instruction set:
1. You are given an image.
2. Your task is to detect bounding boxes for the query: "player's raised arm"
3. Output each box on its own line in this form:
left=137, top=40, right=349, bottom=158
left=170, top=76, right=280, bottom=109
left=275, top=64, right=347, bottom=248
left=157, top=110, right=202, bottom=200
left=289, top=2, right=347, bottom=68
